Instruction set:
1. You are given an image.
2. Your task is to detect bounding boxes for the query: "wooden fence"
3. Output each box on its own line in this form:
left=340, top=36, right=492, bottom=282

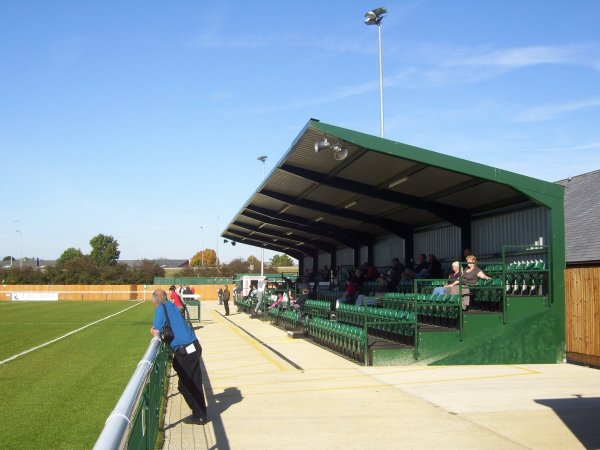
left=565, top=266, right=600, bottom=367
left=0, top=284, right=232, bottom=302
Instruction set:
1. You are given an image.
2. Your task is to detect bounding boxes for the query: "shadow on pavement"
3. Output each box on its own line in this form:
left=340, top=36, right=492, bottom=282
left=535, top=396, right=600, bottom=449
left=201, top=357, right=243, bottom=450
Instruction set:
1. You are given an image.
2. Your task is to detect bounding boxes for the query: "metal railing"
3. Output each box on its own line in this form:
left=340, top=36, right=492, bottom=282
left=93, top=337, right=169, bottom=450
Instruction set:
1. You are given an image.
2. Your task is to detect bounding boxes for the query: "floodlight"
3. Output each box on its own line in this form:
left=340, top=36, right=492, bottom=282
left=332, top=145, right=349, bottom=161
left=364, top=7, right=387, bottom=25
left=314, top=138, right=331, bottom=153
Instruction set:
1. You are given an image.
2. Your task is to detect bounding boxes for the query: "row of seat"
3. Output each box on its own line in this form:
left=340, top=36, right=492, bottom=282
left=304, top=299, right=331, bottom=319
left=235, top=297, right=257, bottom=313
left=336, top=304, right=417, bottom=344
left=269, top=307, right=303, bottom=331
left=379, top=293, right=462, bottom=327
left=505, top=260, right=547, bottom=296
left=307, top=317, right=367, bottom=363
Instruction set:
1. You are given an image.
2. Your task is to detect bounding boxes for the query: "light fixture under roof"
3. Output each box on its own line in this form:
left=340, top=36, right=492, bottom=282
left=388, top=176, right=409, bottom=188
left=332, top=144, right=349, bottom=161
left=344, top=200, right=357, bottom=209
left=279, top=205, right=290, bottom=214
left=314, top=216, right=324, bottom=222
left=314, top=138, right=331, bottom=153
left=259, top=223, right=266, bottom=228
left=285, top=231, right=293, bottom=235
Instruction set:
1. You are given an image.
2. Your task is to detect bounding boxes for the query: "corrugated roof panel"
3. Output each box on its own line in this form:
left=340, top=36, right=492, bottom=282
left=303, top=185, right=356, bottom=207
left=396, top=167, right=474, bottom=198
left=437, top=181, right=521, bottom=211
left=337, top=152, right=418, bottom=186
left=266, top=169, right=315, bottom=196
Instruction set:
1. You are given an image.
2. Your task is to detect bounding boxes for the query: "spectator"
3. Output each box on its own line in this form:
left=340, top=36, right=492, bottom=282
left=364, top=262, right=379, bottom=281
left=413, top=254, right=428, bottom=275
left=217, top=287, right=223, bottom=305
left=292, top=288, right=309, bottom=318
left=151, top=289, right=207, bottom=425
left=433, top=261, right=462, bottom=295
left=416, top=254, right=443, bottom=279
left=384, top=257, right=405, bottom=289
left=222, top=285, right=231, bottom=316
left=233, top=284, right=243, bottom=303
left=169, top=285, right=185, bottom=316
left=460, top=255, right=492, bottom=310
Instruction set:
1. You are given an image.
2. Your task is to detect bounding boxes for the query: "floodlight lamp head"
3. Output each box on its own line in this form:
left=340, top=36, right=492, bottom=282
left=223, top=239, right=229, bottom=243
left=231, top=241, right=236, bottom=246
left=314, top=138, right=331, bottom=153
left=364, top=6, right=386, bottom=25
left=332, top=145, right=349, bottom=161
left=257, top=155, right=268, bottom=163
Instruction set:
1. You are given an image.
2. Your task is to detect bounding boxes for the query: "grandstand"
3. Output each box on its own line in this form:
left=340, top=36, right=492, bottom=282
left=223, top=119, right=565, bottom=366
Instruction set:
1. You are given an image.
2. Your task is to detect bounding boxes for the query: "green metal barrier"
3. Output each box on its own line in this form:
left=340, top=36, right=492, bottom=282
left=94, top=338, right=170, bottom=450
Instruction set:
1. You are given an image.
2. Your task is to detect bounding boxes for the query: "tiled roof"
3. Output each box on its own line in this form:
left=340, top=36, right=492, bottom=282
left=556, top=169, right=600, bottom=264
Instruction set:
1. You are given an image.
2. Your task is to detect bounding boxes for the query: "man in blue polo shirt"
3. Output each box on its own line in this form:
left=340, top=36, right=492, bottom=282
left=151, top=289, right=207, bottom=425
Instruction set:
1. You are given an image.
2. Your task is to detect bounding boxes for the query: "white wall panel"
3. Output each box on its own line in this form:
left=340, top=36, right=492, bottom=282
left=472, top=206, right=548, bottom=258
left=373, top=235, right=405, bottom=266
left=413, top=225, right=461, bottom=263
left=336, top=248, right=354, bottom=267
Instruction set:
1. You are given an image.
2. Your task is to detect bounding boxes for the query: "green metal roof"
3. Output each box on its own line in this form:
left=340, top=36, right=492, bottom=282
left=222, top=119, right=564, bottom=259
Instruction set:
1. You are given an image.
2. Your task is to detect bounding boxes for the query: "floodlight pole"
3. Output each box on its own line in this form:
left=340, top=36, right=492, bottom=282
left=257, top=155, right=268, bottom=276
left=377, top=21, right=384, bottom=138
left=364, top=7, right=386, bottom=138
left=200, top=225, right=204, bottom=267
left=16, top=229, right=22, bottom=268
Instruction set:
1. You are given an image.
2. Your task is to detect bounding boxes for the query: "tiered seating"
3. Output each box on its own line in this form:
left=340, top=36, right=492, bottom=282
left=236, top=296, right=257, bottom=313
left=414, top=293, right=461, bottom=326
left=380, top=292, right=461, bottom=327
left=336, top=304, right=417, bottom=344
left=471, top=278, right=504, bottom=311
left=505, top=260, right=547, bottom=295
left=308, top=317, right=367, bottom=363
left=304, top=299, right=331, bottom=319
left=415, top=279, right=447, bottom=294
left=397, top=280, right=413, bottom=293
left=269, top=307, right=302, bottom=331
left=381, top=292, right=417, bottom=311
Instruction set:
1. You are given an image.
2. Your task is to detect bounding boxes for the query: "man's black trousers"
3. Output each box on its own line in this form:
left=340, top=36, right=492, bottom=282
left=172, top=340, right=207, bottom=419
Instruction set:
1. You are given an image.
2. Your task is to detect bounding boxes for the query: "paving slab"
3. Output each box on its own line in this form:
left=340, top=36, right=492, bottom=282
left=162, top=301, right=600, bottom=450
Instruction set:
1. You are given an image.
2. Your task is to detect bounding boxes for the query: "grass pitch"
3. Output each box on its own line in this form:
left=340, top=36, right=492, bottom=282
left=0, top=300, right=157, bottom=449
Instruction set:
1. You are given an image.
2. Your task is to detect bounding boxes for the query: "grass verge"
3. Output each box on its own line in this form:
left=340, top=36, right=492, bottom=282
left=0, top=300, right=156, bottom=449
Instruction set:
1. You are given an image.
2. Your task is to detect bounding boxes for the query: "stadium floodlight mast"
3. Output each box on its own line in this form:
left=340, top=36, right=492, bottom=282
left=16, top=229, right=22, bottom=268
left=200, top=225, right=204, bottom=267
left=364, top=6, right=387, bottom=138
left=257, top=155, right=268, bottom=276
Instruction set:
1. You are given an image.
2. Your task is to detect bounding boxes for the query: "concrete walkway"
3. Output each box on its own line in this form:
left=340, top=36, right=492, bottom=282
left=162, top=301, right=600, bottom=450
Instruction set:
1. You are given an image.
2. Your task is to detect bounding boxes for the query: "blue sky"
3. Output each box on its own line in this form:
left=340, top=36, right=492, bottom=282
left=1, top=1, right=599, bottom=263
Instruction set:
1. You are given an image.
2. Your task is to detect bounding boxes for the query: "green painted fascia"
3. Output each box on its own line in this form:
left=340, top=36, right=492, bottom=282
left=309, top=120, right=564, bottom=209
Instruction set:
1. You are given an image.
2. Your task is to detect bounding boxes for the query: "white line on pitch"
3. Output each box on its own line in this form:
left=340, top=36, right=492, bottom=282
left=0, top=302, right=145, bottom=367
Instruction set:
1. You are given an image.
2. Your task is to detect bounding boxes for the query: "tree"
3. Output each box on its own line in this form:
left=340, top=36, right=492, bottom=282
left=130, top=260, right=166, bottom=284
left=56, top=247, right=84, bottom=267
left=89, top=234, right=120, bottom=266
left=190, top=249, right=217, bottom=267
left=271, top=254, right=294, bottom=267
left=247, top=255, right=261, bottom=273
left=223, top=258, right=250, bottom=274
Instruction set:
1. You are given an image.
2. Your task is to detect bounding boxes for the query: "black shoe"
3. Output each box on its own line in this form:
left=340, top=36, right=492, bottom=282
left=183, top=414, right=207, bottom=425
